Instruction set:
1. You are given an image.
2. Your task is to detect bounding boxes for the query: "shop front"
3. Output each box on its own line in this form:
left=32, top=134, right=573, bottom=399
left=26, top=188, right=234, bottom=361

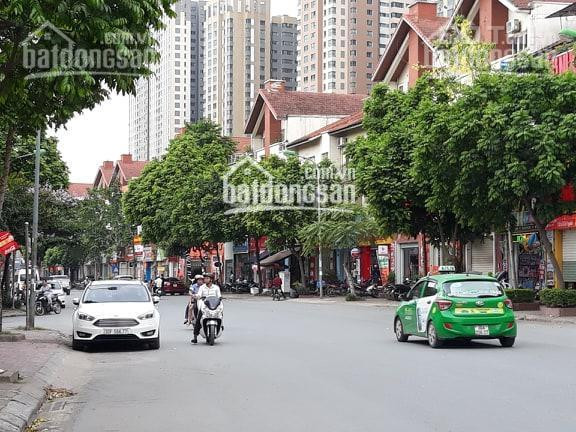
left=547, top=213, right=576, bottom=287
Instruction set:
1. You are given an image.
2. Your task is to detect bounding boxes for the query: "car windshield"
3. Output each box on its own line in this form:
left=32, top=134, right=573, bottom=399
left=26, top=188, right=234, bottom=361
left=83, top=284, right=150, bottom=303
left=51, top=276, right=68, bottom=279
left=444, top=280, right=503, bottom=298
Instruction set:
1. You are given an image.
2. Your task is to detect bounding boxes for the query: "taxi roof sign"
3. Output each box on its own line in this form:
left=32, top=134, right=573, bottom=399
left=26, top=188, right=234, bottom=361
left=438, top=265, right=456, bottom=273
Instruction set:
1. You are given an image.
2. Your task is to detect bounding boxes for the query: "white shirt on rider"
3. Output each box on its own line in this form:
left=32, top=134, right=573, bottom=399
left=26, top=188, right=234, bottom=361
left=196, top=284, right=222, bottom=299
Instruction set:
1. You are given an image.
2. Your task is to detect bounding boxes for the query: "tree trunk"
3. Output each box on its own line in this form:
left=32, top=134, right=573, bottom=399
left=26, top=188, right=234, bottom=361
left=343, top=255, right=356, bottom=296
left=0, top=125, right=16, bottom=219
left=526, top=203, right=564, bottom=288
left=295, top=250, right=307, bottom=286
left=252, top=236, right=263, bottom=289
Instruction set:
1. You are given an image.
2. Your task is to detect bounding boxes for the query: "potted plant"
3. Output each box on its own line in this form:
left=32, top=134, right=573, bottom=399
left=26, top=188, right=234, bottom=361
left=505, top=289, right=539, bottom=311
left=539, top=289, right=576, bottom=317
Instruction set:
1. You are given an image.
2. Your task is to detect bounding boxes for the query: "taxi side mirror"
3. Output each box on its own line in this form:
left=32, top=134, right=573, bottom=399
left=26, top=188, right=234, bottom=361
left=153, top=296, right=160, bottom=304
left=72, top=298, right=80, bottom=306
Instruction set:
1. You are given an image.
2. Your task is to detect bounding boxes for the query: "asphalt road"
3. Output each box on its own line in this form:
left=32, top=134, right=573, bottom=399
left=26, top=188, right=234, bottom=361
left=4, top=294, right=576, bottom=431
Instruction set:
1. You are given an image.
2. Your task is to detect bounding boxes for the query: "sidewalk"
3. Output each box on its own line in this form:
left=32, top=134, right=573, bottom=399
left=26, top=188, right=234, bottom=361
left=1, top=309, right=26, bottom=318
left=0, top=330, right=69, bottom=432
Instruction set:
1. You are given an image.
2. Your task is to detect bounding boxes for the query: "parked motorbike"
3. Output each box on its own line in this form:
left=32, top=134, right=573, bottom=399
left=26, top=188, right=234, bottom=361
left=35, top=292, right=62, bottom=315
left=366, top=283, right=383, bottom=298
left=193, top=296, right=224, bottom=346
left=12, top=288, right=25, bottom=309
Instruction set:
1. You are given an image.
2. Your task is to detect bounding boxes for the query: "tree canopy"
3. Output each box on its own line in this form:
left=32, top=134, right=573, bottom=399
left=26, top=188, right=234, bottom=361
left=0, top=0, right=176, bottom=217
left=349, top=70, right=576, bottom=285
left=123, top=120, right=236, bottom=255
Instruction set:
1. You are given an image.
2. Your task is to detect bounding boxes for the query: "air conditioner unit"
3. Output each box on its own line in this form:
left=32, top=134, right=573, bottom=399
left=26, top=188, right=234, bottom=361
left=506, top=19, right=521, bottom=34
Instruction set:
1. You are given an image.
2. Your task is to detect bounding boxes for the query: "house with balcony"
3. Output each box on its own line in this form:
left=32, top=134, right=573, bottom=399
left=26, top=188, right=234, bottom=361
left=372, top=0, right=576, bottom=88
left=244, top=80, right=366, bottom=160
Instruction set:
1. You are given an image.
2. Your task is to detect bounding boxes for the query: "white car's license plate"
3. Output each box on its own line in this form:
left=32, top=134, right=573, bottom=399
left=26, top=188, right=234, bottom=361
left=474, top=325, right=489, bottom=336
left=103, top=328, right=130, bottom=335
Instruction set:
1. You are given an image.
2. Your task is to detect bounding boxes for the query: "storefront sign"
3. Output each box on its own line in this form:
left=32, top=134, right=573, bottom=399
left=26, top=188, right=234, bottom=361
left=377, top=245, right=389, bottom=256
left=233, top=240, right=249, bottom=254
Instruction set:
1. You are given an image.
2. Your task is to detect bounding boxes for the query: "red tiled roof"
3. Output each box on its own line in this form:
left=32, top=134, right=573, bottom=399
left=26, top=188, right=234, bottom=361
left=94, top=164, right=114, bottom=188
left=68, top=183, right=91, bottom=198
left=373, top=14, right=448, bottom=82
left=404, top=15, right=450, bottom=46
left=245, top=90, right=366, bottom=133
left=289, top=111, right=364, bottom=147
left=118, top=160, right=148, bottom=181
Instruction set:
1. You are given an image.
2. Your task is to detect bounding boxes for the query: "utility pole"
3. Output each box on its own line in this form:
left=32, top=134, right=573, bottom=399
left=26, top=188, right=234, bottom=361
left=25, top=222, right=32, bottom=330
left=30, top=130, right=41, bottom=328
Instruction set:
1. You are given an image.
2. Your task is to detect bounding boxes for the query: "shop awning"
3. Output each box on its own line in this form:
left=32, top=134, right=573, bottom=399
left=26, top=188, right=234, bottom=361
left=546, top=214, right=576, bottom=231
left=0, top=231, right=20, bottom=256
left=259, top=249, right=292, bottom=266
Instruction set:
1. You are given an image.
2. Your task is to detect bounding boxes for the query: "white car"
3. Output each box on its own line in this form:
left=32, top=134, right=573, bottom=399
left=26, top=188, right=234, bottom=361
left=48, top=275, right=71, bottom=294
left=72, top=280, right=160, bottom=351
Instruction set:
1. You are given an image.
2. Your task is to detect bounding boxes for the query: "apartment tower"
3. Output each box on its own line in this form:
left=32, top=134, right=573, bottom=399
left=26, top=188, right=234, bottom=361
left=203, top=0, right=271, bottom=136
left=297, top=0, right=412, bottom=94
left=270, top=15, right=298, bottom=91
left=128, top=0, right=205, bottom=161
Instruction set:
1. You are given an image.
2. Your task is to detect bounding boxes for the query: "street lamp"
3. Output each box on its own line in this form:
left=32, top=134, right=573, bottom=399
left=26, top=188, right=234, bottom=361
left=283, top=150, right=324, bottom=298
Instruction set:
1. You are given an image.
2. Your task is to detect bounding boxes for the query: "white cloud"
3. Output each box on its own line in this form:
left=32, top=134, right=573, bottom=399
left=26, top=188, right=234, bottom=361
left=56, top=0, right=298, bottom=183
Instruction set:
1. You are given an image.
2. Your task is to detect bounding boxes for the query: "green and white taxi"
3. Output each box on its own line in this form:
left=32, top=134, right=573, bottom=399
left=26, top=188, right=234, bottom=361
left=394, top=272, right=517, bottom=348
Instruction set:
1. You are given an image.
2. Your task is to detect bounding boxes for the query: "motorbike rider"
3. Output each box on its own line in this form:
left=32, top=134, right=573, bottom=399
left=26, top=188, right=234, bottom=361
left=184, top=274, right=204, bottom=325
left=191, top=273, right=221, bottom=344
left=154, top=274, right=164, bottom=294
left=39, top=279, right=53, bottom=306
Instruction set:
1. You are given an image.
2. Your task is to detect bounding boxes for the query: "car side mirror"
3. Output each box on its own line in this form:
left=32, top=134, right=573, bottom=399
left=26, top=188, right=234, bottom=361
left=72, top=298, right=80, bottom=306
left=153, top=296, right=160, bottom=304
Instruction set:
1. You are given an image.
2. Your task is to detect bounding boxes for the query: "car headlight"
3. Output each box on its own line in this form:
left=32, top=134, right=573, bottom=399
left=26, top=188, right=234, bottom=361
left=138, top=311, right=155, bottom=320
left=78, top=313, right=95, bottom=321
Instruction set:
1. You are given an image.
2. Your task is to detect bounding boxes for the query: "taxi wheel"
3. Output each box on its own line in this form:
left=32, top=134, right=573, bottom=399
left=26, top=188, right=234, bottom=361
left=427, top=321, right=444, bottom=348
left=394, top=317, right=409, bottom=342
left=499, top=337, right=515, bottom=348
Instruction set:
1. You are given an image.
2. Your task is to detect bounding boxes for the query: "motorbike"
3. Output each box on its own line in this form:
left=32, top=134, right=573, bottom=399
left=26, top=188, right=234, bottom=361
left=35, top=291, right=62, bottom=315
left=366, top=283, right=383, bottom=298
left=193, top=296, right=224, bottom=346
left=12, top=288, right=25, bottom=309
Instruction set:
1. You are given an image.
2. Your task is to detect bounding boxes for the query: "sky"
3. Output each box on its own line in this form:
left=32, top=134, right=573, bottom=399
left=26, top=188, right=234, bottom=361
left=55, top=1, right=299, bottom=184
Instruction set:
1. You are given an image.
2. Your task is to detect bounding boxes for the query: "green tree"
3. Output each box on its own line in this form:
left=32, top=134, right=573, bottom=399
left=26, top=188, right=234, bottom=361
left=123, top=120, right=236, bottom=256
left=0, top=0, right=175, bottom=217
left=9, top=132, right=69, bottom=189
left=347, top=78, right=480, bottom=269
left=430, top=72, right=576, bottom=287
left=299, top=204, right=385, bottom=295
left=75, top=181, right=132, bottom=277
left=227, top=155, right=319, bottom=286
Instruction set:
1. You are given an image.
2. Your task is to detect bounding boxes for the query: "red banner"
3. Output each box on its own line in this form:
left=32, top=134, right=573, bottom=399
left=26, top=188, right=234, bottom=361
left=0, top=231, right=19, bottom=256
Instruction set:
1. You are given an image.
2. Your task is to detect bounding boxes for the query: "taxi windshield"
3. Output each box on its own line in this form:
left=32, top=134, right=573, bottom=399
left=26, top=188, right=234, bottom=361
left=444, top=280, right=503, bottom=298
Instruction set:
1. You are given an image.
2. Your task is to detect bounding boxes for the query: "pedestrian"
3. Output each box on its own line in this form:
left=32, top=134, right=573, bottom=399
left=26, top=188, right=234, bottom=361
left=371, top=264, right=381, bottom=285
left=191, top=273, right=222, bottom=344
left=271, top=273, right=285, bottom=300
left=185, top=274, right=204, bottom=325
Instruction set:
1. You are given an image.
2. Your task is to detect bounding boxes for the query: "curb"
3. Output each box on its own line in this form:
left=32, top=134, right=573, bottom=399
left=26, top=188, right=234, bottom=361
left=0, top=344, right=66, bottom=431
left=516, top=314, right=576, bottom=325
